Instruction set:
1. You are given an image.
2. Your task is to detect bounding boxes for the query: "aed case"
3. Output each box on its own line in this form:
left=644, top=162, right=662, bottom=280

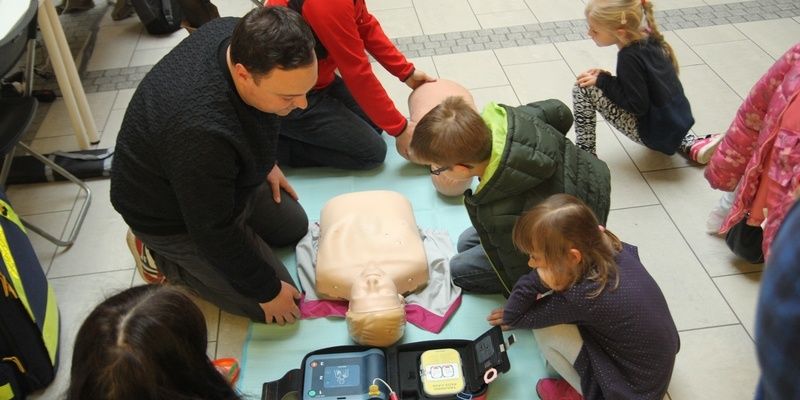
left=262, top=326, right=511, bottom=400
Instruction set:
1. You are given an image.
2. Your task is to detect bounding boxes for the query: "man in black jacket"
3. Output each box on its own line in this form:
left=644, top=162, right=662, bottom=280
left=110, top=7, right=317, bottom=325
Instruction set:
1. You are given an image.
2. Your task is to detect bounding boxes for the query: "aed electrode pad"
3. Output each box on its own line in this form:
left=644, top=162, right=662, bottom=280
left=419, top=348, right=465, bottom=397
left=303, top=349, right=386, bottom=400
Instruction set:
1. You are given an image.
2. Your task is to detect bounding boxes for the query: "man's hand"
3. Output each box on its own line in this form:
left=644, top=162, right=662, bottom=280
left=486, top=307, right=510, bottom=330
left=404, top=69, right=436, bottom=90
left=576, top=68, right=607, bottom=88
left=266, top=164, right=298, bottom=204
left=394, top=121, right=417, bottom=162
left=259, top=281, right=301, bottom=325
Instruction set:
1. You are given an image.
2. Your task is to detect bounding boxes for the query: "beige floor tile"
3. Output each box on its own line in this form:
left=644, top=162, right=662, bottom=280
left=494, top=43, right=561, bottom=66
left=87, top=23, right=142, bottom=71
left=129, top=47, right=172, bottom=68
left=23, top=211, right=70, bottom=275
left=675, top=25, right=746, bottom=46
left=434, top=50, right=508, bottom=89
left=595, top=123, right=660, bottom=210
left=504, top=59, right=575, bottom=106
left=652, top=0, right=706, bottom=10
left=372, top=7, right=423, bottom=38
left=98, top=108, right=125, bottom=148
left=186, top=292, right=222, bottom=342
left=614, top=129, right=691, bottom=171
left=680, top=64, right=743, bottom=137
left=643, top=166, right=763, bottom=277
left=29, top=135, right=86, bottom=154
left=468, top=0, right=528, bottom=14
left=471, top=85, right=521, bottom=110
left=113, top=88, right=136, bottom=110
left=135, top=27, right=189, bottom=50
left=367, top=0, right=413, bottom=11
left=216, top=0, right=256, bottom=17
left=6, top=181, right=81, bottom=215
left=476, top=10, right=537, bottom=29
left=36, top=91, right=117, bottom=139
left=413, top=0, right=480, bottom=35
left=555, top=38, right=618, bottom=76
left=46, top=180, right=133, bottom=278
left=669, top=325, right=758, bottom=400
left=714, top=272, right=762, bottom=338
left=663, top=31, right=704, bottom=67
left=215, top=312, right=251, bottom=361
left=693, top=40, right=774, bottom=98
left=607, top=206, right=738, bottom=330
left=734, top=18, right=800, bottom=59
left=524, top=0, right=586, bottom=23
left=29, top=270, right=134, bottom=400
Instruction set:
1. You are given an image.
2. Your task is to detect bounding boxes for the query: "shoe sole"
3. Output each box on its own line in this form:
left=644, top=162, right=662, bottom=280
left=694, top=134, right=725, bottom=165
left=126, top=230, right=163, bottom=284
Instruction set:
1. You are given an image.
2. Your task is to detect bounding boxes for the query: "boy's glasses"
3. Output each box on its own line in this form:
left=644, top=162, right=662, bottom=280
left=429, top=165, right=451, bottom=176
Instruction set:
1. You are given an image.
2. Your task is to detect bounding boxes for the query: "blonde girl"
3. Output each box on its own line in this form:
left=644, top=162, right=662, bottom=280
left=487, top=194, right=679, bottom=400
left=573, top=0, right=719, bottom=164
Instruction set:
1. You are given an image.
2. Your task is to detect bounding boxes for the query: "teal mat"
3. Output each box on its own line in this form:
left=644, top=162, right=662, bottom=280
left=237, top=137, right=549, bottom=399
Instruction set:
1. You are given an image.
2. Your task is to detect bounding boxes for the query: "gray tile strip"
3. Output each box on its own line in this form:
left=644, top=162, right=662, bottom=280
left=26, top=0, right=800, bottom=97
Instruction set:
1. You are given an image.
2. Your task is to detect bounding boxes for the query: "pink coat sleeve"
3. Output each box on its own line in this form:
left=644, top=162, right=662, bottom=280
left=705, top=45, right=800, bottom=190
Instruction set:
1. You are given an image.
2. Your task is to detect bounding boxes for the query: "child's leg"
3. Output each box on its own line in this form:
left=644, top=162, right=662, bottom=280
left=572, top=84, right=642, bottom=154
left=533, top=324, right=584, bottom=394
left=450, top=227, right=505, bottom=294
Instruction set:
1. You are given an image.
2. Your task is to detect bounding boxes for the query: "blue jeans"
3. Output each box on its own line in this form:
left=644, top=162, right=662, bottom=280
left=450, top=227, right=505, bottom=294
left=277, top=76, right=387, bottom=170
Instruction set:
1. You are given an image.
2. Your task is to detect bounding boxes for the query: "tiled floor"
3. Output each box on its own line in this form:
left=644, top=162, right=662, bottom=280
left=16, top=0, right=799, bottom=398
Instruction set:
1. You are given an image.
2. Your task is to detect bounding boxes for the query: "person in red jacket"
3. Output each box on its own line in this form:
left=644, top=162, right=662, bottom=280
left=267, top=0, right=434, bottom=170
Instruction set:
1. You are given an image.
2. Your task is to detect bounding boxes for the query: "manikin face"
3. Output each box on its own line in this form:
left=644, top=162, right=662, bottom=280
left=348, top=267, right=403, bottom=313
left=231, top=54, right=318, bottom=116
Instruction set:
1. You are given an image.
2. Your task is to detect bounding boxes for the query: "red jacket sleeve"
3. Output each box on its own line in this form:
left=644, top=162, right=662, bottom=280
left=302, top=0, right=413, bottom=136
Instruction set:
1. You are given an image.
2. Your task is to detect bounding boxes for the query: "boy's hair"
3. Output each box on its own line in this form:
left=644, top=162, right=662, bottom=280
left=410, top=96, right=492, bottom=166
left=67, top=285, right=240, bottom=400
left=230, top=6, right=315, bottom=80
left=586, top=0, right=678, bottom=73
left=512, top=194, right=622, bottom=297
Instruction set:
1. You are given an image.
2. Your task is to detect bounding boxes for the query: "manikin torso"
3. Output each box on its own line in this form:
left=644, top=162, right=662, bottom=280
left=315, top=190, right=429, bottom=300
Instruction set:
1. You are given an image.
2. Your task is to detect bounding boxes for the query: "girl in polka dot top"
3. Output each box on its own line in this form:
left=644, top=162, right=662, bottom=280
left=487, top=193, right=679, bottom=400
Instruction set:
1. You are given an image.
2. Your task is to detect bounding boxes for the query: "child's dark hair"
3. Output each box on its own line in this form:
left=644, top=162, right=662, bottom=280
left=410, top=96, right=492, bottom=166
left=586, top=0, right=678, bottom=73
left=512, top=194, right=622, bottom=297
left=67, top=285, right=240, bottom=400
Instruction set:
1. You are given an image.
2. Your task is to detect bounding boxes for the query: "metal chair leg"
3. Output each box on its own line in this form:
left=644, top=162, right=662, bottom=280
left=16, top=142, right=92, bottom=247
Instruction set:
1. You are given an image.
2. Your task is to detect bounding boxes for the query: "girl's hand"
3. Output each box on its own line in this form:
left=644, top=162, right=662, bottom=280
left=487, top=308, right=511, bottom=330
left=576, top=68, right=607, bottom=87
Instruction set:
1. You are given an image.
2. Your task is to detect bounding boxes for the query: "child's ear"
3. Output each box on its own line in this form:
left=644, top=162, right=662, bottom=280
left=568, top=248, right=582, bottom=266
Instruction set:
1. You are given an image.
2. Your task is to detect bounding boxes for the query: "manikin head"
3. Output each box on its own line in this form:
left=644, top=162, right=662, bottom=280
left=345, top=266, right=406, bottom=347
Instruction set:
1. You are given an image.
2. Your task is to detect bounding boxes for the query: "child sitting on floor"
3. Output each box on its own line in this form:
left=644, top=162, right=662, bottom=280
left=410, top=96, right=610, bottom=295
left=573, top=0, right=720, bottom=163
left=488, top=194, right=679, bottom=400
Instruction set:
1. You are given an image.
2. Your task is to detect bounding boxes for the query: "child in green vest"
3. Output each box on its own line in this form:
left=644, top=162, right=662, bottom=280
left=410, top=96, right=611, bottom=295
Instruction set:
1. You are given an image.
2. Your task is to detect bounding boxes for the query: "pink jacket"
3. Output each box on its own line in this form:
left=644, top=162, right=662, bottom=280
left=705, top=43, right=800, bottom=259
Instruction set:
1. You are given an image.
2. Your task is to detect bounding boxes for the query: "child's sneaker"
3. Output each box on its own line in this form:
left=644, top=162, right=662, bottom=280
left=126, top=229, right=165, bottom=284
left=213, top=358, right=241, bottom=385
left=687, top=134, right=723, bottom=165
left=536, top=378, right=583, bottom=400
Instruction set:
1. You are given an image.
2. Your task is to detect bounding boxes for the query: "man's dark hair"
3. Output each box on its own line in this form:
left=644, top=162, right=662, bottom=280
left=230, top=6, right=315, bottom=77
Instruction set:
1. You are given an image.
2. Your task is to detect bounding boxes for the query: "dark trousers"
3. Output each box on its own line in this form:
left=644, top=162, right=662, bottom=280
left=277, top=76, right=388, bottom=170
left=135, top=184, right=308, bottom=322
left=450, top=227, right=505, bottom=294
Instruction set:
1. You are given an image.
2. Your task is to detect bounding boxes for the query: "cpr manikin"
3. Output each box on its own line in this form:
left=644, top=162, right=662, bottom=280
left=408, top=79, right=476, bottom=196
left=316, top=191, right=428, bottom=347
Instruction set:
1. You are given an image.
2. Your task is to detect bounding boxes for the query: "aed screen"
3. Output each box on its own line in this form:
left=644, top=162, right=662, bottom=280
left=475, top=335, right=495, bottom=365
left=323, top=365, right=360, bottom=388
